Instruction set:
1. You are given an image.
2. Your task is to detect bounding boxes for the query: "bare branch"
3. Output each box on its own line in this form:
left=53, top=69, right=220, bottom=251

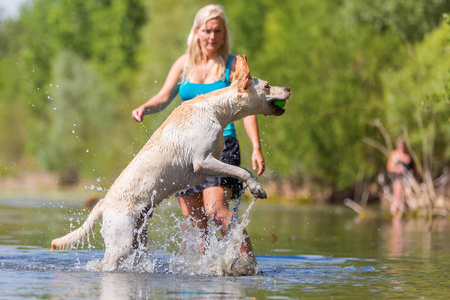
left=372, top=119, right=393, bottom=153
left=362, top=137, right=390, bottom=157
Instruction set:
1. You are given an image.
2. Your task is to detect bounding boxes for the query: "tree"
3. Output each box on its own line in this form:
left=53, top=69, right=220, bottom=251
left=341, top=0, right=450, bottom=43
left=41, top=51, right=116, bottom=183
left=381, top=19, right=450, bottom=178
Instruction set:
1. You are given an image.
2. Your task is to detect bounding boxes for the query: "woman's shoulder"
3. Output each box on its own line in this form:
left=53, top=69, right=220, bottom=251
left=179, top=53, right=189, bottom=61
left=164, top=54, right=188, bottom=80
left=173, top=53, right=189, bottom=69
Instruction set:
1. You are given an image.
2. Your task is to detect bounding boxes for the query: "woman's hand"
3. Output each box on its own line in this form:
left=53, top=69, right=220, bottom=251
left=132, top=106, right=146, bottom=122
left=252, top=147, right=265, bottom=176
left=243, top=115, right=265, bottom=176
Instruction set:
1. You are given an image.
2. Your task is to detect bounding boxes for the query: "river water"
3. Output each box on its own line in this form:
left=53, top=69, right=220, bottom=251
left=1, top=193, right=449, bottom=299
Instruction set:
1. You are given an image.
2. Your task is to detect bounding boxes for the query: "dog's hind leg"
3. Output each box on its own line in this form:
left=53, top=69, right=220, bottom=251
left=100, top=209, right=135, bottom=271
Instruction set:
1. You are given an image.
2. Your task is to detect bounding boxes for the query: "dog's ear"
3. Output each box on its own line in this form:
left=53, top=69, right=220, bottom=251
left=233, top=55, right=251, bottom=91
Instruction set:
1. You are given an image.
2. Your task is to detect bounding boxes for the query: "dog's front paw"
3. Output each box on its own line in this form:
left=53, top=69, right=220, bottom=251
left=247, top=178, right=267, bottom=199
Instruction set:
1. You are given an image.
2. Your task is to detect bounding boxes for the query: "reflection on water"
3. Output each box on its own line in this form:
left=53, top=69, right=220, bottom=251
left=386, top=216, right=447, bottom=260
left=1, top=195, right=449, bottom=298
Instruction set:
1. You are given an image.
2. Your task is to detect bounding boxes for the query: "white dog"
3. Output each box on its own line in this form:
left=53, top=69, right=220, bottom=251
left=51, top=55, right=291, bottom=271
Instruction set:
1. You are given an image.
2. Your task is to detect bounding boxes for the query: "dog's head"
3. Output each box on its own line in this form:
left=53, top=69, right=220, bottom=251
left=232, top=55, right=291, bottom=116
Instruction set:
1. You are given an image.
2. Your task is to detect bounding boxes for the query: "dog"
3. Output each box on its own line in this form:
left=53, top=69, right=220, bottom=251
left=50, top=55, right=291, bottom=271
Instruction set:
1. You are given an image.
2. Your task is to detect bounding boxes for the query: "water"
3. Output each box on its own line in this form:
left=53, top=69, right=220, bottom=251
left=1, top=193, right=449, bottom=299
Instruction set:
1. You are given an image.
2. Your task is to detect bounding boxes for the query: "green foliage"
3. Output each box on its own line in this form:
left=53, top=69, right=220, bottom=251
left=232, top=0, right=404, bottom=188
left=20, top=0, right=146, bottom=78
left=0, top=0, right=449, bottom=197
left=221, top=0, right=271, bottom=57
left=0, top=19, right=28, bottom=175
left=381, top=20, right=450, bottom=176
left=39, top=51, right=117, bottom=181
left=2, top=0, right=148, bottom=181
left=341, top=0, right=450, bottom=43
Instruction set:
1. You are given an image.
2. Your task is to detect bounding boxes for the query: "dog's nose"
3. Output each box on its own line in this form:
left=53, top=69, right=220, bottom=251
left=285, top=87, right=291, bottom=92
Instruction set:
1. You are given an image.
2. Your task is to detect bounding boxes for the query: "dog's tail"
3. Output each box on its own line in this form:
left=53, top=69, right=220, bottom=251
left=51, top=198, right=105, bottom=251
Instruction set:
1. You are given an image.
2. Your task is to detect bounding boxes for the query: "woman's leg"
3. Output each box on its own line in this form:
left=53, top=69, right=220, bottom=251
left=203, top=186, right=254, bottom=257
left=178, top=192, right=208, bottom=252
left=391, top=179, right=403, bottom=216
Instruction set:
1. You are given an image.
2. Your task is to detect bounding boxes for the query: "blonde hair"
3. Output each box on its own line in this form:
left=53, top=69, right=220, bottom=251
left=184, top=4, right=231, bottom=80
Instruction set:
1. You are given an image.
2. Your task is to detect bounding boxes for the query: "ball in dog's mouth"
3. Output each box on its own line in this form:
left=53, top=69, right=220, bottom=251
left=273, top=100, right=286, bottom=108
left=271, top=99, right=287, bottom=116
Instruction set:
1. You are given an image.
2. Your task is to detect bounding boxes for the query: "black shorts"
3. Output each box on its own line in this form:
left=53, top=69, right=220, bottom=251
left=177, top=136, right=244, bottom=199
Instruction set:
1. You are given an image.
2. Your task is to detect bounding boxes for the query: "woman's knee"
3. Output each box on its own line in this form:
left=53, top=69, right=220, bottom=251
left=203, top=187, right=232, bottom=218
left=204, top=205, right=232, bottom=223
left=178, top=193, right=204, bottom=216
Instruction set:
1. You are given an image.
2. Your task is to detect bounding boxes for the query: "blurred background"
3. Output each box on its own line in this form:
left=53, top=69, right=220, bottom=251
left=0, top=0, right=449, bottom=209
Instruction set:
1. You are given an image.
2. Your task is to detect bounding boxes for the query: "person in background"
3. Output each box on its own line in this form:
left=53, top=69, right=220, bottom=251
left=386, top=139, right=415, bottom=216
left=132, top=5, right=264, bottom=261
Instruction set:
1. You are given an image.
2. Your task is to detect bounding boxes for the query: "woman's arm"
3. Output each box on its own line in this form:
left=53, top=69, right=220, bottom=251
left=387, top=151, right=401, bottom=174
left=132, top=54, right=187, bottom=122
left=243, top=115, right=265, bottom=176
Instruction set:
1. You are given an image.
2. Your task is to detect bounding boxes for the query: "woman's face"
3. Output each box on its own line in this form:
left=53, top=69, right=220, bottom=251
left=196, top=18, right=226, bottom=56
left=396, top=141, right=406, bottom=152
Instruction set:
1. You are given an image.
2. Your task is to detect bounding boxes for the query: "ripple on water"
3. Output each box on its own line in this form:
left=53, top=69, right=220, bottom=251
left=6, top=241, right=448, bottom=299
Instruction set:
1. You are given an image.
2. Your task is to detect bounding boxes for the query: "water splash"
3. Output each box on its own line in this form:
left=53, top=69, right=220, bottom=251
left=170, top=198, right=258, bottom=276
left=85, top=198, right=259, bottom=276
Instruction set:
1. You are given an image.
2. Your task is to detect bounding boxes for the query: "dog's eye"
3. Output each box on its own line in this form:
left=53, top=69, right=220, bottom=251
left=264, top=84, right=270, bottom=92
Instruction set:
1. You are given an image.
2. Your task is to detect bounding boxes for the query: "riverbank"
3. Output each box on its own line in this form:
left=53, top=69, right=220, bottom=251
left=0, top=171, right=105, bottom=204
left=0, top=171, right=316, bottom=206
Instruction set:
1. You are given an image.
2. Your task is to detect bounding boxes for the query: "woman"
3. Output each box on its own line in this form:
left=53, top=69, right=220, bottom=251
left=386, top=139, right=414, bottom=216
left=132, top=5, right=264, bottom=258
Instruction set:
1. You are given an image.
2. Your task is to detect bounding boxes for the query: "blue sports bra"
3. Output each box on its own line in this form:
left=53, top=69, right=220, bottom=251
left=179, top=55, right=236, bottom=137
